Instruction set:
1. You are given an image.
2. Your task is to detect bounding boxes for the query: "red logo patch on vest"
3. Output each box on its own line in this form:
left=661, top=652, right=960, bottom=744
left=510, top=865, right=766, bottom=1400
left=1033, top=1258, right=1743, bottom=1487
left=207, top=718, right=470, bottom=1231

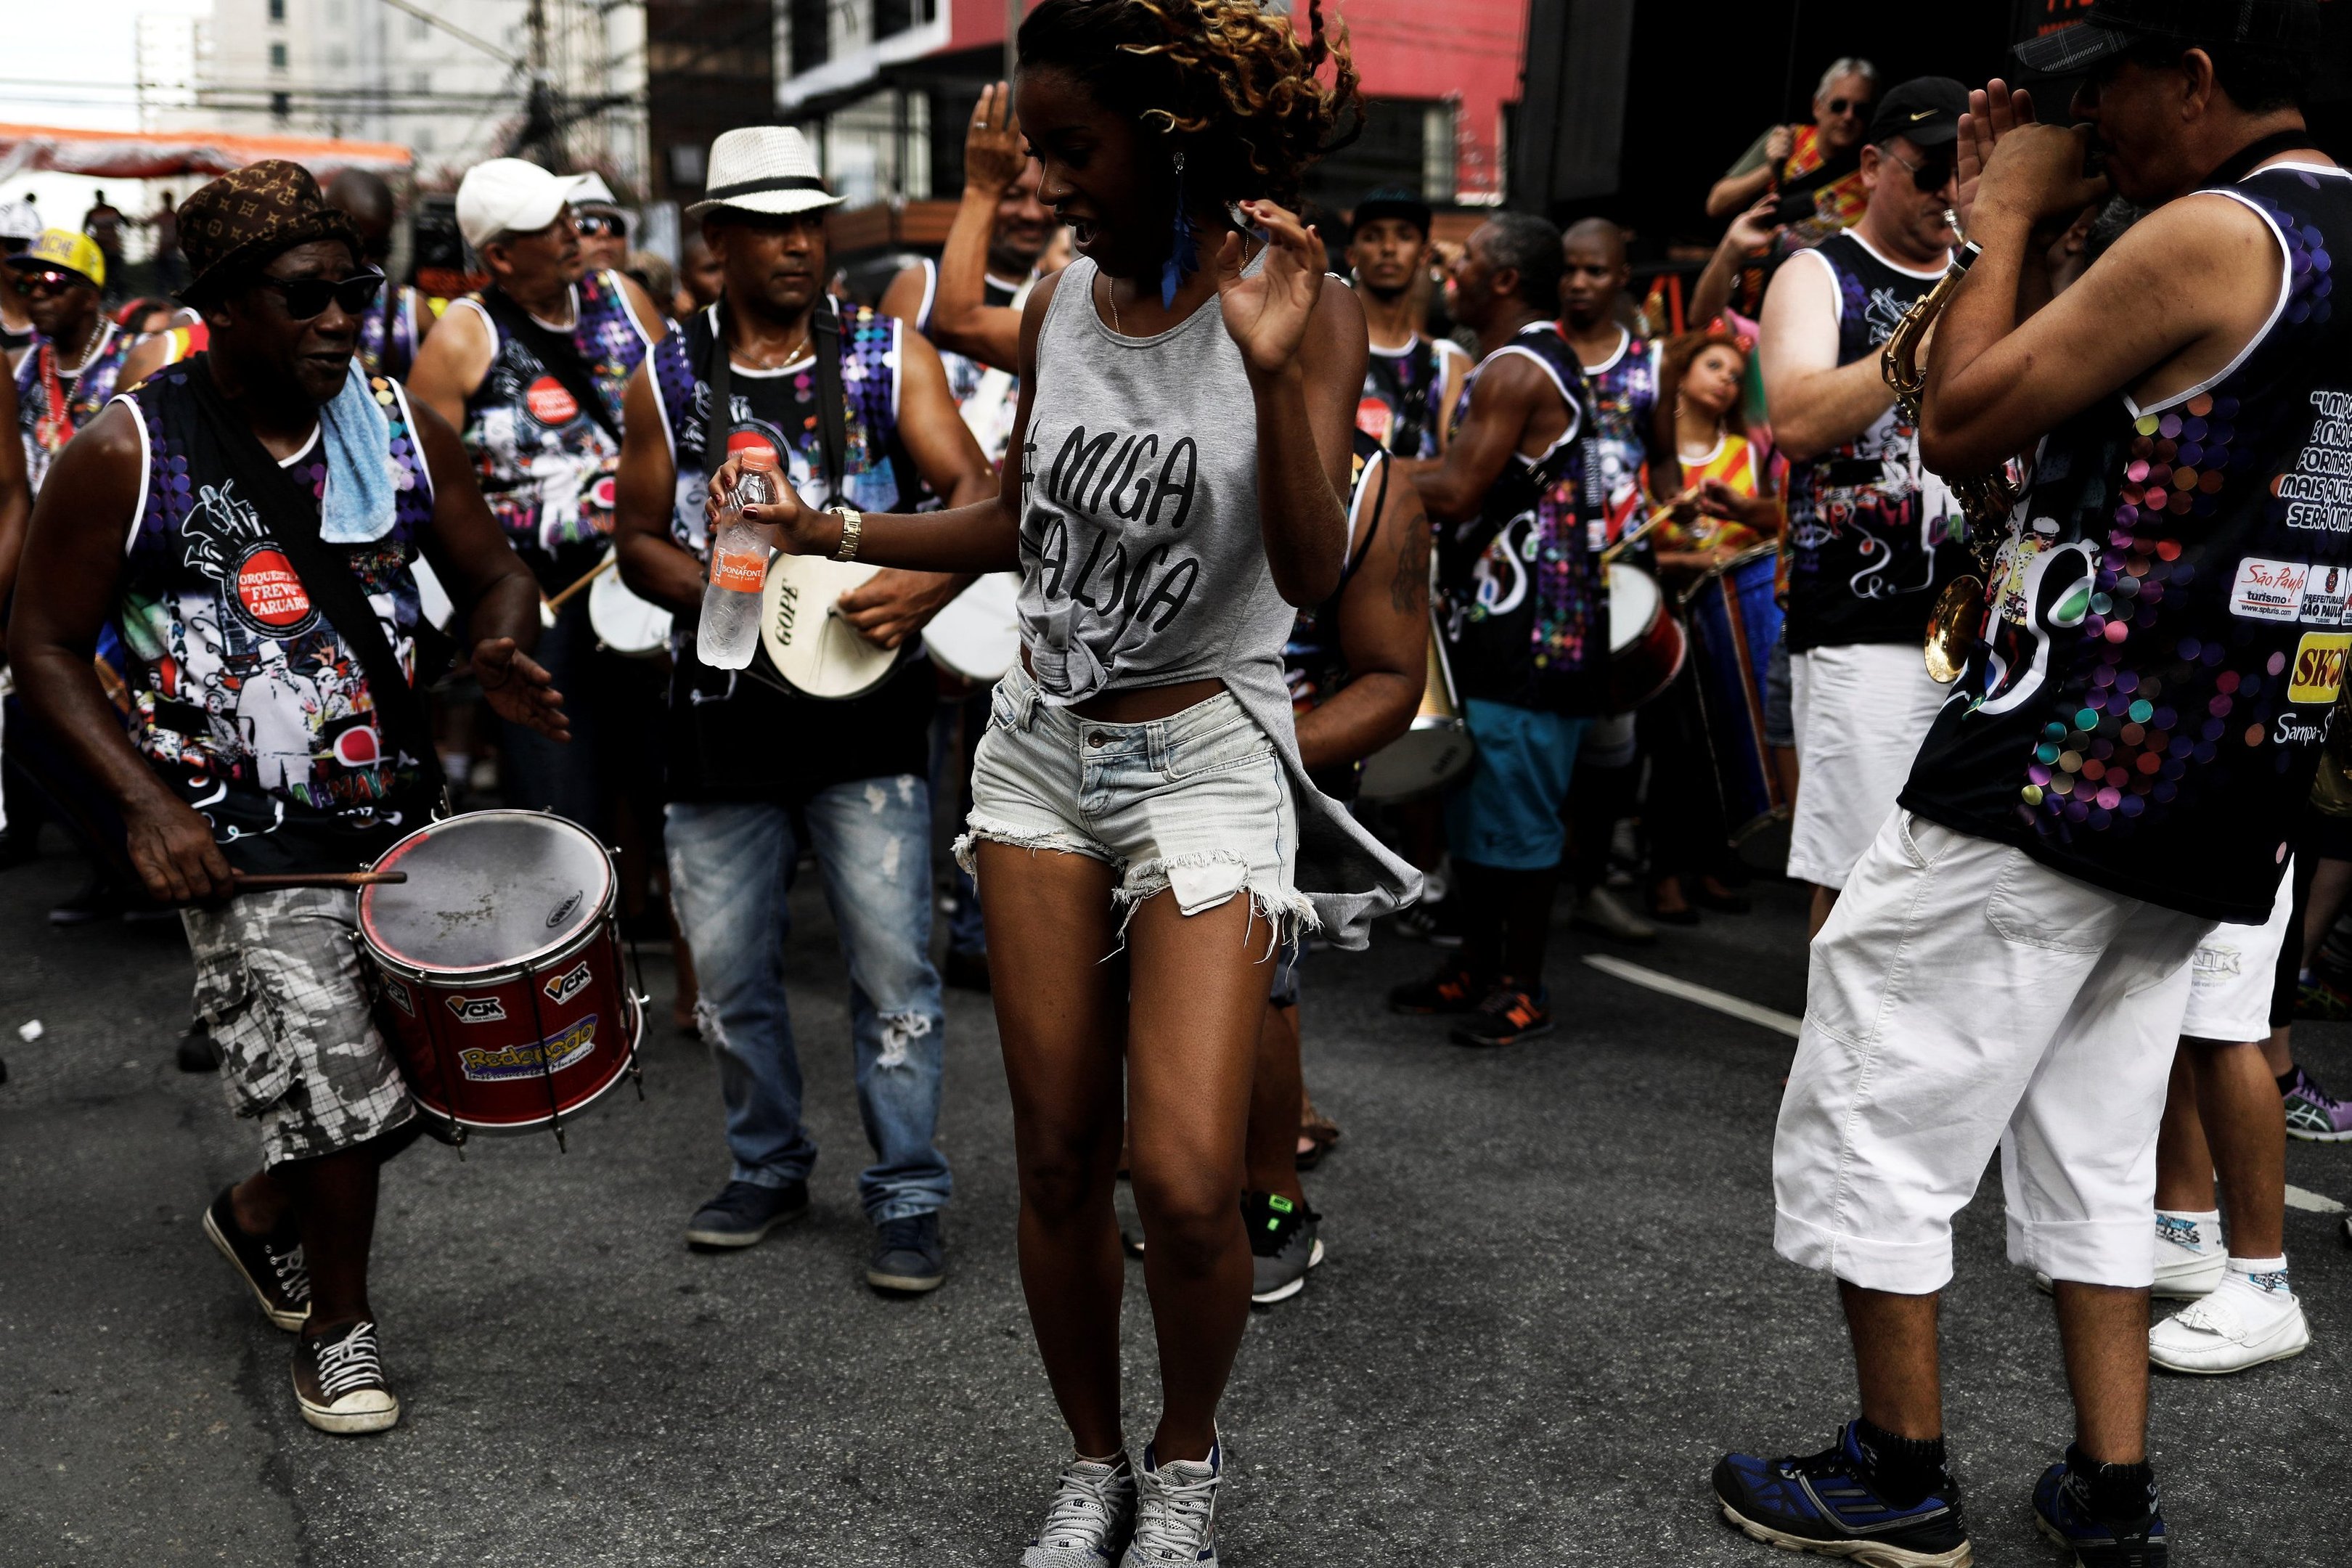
left=234, top=547, right=317, bottom=632
left=526, top=375, right=581, bottom=426
left=331, top=723, right=382, bottom=767
left=1355, top=397, right=1394, bottom=445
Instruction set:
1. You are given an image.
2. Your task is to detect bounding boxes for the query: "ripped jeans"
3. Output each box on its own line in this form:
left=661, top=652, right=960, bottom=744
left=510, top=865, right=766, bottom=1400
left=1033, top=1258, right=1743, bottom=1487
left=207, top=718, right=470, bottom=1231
left=955, top=663, right=1310, bottom=952
left=665, top=783, right=950, bottom=1222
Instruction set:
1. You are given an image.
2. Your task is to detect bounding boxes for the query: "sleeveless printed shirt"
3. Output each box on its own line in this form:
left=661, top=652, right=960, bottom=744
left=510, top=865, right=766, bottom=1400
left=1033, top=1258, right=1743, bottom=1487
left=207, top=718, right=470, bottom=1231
left=16, top=320, right=134, bottom=494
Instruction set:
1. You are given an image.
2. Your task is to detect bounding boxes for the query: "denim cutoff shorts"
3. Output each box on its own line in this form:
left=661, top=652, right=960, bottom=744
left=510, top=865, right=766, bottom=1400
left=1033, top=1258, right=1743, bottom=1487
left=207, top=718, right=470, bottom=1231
left=955, top=663, right=1312, bottom=949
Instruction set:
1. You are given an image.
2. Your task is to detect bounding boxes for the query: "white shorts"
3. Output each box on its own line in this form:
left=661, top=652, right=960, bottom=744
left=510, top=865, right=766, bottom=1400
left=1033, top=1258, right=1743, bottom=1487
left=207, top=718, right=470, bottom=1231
left=1775, top=811, right=2211, bottom=1293
left=2180, top=859, right=2295, bottom=1042
left=1787, top=642, right=1951, bottom=889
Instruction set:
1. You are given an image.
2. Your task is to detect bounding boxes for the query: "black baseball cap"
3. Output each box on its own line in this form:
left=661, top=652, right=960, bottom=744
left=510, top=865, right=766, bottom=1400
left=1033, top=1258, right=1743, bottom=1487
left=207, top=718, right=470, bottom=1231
left=1350, top=186, right=1433, bottom=239
left=2014, top=0, right=2314, bottom=74
left=1866, top=77, right=1968, bottom=149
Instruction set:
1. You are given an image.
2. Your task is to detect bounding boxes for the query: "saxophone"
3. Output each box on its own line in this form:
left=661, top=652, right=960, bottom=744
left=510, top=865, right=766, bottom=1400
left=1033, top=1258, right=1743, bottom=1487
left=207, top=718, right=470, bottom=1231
left=1879, top=212, right=2027, bottom=683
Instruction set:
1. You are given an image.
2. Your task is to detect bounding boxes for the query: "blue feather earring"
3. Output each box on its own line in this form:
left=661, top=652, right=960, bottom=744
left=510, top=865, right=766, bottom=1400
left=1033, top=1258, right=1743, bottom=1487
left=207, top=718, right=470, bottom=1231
left=1161, top=149, right=1196, bottom=309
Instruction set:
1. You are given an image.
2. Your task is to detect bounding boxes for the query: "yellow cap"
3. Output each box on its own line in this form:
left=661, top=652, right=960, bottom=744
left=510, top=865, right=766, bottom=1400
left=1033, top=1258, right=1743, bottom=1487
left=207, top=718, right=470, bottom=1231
left=10, top=229, right=105, bottom=290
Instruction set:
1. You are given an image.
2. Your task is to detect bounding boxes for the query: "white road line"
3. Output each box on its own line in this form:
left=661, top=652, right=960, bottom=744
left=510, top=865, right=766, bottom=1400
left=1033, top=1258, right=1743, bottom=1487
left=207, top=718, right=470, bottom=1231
left=1582, top=955, right=1802, bottom=1039
left=2284, top=1184, right=2347, bottom=1214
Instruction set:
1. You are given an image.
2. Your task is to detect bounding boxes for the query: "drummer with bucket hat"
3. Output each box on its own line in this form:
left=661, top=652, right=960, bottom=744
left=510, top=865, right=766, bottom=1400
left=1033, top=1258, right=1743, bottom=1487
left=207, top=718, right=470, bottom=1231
left=611, top=126, right=994, bottom=1290
left=8, top=160, right=566, bottom=1437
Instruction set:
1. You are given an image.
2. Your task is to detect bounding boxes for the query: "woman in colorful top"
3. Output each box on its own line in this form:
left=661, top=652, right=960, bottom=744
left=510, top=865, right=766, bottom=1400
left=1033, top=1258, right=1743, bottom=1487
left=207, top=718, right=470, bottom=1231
left=708, top=2, right=1413, bottom=1559
left=1649, top=324, right=1783, bottom=576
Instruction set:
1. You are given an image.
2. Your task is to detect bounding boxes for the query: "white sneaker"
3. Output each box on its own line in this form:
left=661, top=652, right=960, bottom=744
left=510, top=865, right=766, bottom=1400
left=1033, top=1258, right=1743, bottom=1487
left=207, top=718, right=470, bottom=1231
left=1122, top=1440, right=1221, bottom=1567
left=2149, top=1276, right=2311, bottom=1374
left=1022, top=1453, right=1136, bottom=1568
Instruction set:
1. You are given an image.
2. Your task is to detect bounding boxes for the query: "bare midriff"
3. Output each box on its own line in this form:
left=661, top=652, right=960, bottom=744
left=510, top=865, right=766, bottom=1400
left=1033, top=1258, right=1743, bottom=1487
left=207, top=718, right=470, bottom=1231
left=1021, top=648, right=1228, bottom=722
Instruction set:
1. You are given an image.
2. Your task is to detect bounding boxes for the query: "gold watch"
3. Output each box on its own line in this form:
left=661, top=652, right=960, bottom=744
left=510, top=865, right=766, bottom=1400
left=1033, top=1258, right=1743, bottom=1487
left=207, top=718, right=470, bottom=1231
left=828, top=505, right=863, bottom=562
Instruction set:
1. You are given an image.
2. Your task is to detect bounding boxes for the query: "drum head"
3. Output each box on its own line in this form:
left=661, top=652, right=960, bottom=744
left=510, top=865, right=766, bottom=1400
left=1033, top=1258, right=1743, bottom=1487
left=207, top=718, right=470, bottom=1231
left=759, top=553, right=899, bottom=699
left=360, top=811, right=613, bottom=975
left=922, top=571, right=1020, bottom=683
left=589, top=562, right=673, bottom=656
left=1606, top=565, right=1662, bottom=653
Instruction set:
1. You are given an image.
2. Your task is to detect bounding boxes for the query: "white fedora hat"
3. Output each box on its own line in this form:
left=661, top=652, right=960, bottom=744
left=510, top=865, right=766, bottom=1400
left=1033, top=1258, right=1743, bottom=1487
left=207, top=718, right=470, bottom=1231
left=686, top=127, right=844, bottom=220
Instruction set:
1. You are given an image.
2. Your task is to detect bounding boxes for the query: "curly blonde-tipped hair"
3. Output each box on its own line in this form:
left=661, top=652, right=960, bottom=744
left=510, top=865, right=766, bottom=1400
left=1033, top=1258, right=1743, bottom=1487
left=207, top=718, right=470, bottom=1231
left=1019, top=0, right=1362, bottom=208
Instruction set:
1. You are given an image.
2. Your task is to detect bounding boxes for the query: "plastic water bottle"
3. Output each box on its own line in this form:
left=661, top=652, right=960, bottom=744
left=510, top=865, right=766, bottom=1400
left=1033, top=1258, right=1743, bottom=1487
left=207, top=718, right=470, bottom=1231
left=696, top=448, right=780, bottom=669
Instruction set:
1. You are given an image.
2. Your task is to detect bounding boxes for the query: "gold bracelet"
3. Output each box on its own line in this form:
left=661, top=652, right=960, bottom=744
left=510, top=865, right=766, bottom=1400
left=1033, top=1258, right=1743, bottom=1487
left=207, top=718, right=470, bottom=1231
left=830, top=505, right=863, bottom=563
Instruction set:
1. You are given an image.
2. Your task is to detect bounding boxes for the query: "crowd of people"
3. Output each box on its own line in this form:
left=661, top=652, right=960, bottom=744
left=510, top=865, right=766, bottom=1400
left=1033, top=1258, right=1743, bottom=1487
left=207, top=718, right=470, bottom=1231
left=6, top=0, right=2352, bottom=1564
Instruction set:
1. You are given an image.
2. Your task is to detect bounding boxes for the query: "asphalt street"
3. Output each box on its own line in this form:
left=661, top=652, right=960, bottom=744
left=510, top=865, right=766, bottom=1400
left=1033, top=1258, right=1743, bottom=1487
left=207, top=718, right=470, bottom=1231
left=2, top=831, right=2348, bottom=1567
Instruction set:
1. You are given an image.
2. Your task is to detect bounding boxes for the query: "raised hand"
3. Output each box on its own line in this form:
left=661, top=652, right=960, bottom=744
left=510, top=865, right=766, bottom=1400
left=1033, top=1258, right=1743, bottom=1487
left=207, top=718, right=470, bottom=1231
left=474, top=637, right=571, bottom=741
left=965, top=81, right=1030, bottom=197
left=1956, top=77, right=2039, bottom=233
left=1216, top=200, right=1326, bottom=379
left=1723, top=192, right=1782, bottom=256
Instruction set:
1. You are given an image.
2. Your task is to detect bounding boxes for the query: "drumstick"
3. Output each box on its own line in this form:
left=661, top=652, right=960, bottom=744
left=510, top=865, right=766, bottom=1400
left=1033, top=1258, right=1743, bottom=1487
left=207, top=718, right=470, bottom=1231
left=1601, top=511, right=1670, bottom=567
left=230, top=870, right=409, bottom=892
left=543, top=555, right=617, bottom=615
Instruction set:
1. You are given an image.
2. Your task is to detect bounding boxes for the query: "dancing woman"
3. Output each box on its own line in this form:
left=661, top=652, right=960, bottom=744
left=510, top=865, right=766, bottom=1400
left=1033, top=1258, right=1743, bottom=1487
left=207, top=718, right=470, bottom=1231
left=715, top=1, right=1410, bottom=1559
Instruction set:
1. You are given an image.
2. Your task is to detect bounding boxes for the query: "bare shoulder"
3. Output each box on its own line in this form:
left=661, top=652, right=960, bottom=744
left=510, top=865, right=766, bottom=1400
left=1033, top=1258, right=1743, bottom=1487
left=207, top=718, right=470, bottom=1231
left=878, top=262, right=930, bottom=324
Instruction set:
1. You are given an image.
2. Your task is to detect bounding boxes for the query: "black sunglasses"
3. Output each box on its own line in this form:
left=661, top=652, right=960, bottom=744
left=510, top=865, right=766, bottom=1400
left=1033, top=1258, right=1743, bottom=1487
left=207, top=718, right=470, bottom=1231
left=255, top=269, right=386, bottom=320
left=573, top=213, right=623, bottom=238
left=1826, top=97, right=1873, bottom=117
left=1882, top=144, right=1956, bottom=193
left=12, top=269, right=83, bottom=299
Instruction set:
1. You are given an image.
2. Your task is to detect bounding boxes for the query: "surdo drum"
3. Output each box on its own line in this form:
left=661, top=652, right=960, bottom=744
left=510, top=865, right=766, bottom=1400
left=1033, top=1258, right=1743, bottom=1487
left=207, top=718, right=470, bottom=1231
left=357, top=811, right=642, bottom=1145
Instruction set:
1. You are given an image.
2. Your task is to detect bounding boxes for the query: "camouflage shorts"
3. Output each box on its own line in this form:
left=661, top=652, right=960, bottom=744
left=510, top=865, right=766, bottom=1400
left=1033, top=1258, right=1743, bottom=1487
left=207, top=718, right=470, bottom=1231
left=183, top=887, right=415, bottom=1167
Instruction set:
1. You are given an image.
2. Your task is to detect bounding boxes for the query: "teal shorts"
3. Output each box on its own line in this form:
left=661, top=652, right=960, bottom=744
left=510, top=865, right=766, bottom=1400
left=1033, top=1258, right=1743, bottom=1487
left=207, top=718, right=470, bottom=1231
left=1444, top=699, right=1592, bottom=871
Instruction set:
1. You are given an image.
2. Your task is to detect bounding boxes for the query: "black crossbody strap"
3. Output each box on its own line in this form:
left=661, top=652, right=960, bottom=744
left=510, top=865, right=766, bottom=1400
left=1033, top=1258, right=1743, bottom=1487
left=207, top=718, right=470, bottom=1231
left=182, top=356, right=449, bottom=809
left=478, top=285, right=624, bottom=449
left=700, top=302, right=734, bottom=488
left=811, top=297, right=849, bottom=508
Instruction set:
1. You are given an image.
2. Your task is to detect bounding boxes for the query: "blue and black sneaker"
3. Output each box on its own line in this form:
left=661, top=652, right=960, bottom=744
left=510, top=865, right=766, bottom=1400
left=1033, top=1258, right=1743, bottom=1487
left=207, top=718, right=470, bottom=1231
left=1713, top=1421, right=1972, bottom=1567
left=2032, top=1452, right=2168, bottom=1568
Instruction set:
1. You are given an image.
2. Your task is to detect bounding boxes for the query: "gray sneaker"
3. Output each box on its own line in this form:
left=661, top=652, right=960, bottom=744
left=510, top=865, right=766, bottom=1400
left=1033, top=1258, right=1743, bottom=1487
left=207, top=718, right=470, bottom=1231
left=1572, top=885, right=1657, bottom=944
left=1123, top=1441, right=1222, bottom=1567
left=685, top=1179, right=809, bottom=1250
left=1245, top=1192, right=1323, bottom=1305
left=1022, top=1453, right=1136, bottom=1567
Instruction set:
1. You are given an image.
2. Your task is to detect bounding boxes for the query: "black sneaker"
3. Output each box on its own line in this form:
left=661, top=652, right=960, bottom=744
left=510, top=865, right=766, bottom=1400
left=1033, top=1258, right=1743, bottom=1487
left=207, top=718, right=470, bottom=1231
left=1244, top=1191, right=1323, bottom=1304
left=867, top=1212, right=946, bottom=1293
left=1395, top=895, right=1465, bottom=949
left=1450, top=985, right=1553, bottom=1048
left=1714, top=1420, right=1971, bottom=1567
left=1389, top=963, right=1485, bottom=1016
left=684, top=1178, right=809, bottom=1251
left=293, top=1319, right=400, bottom=1434
left=202, top=1186, right=309, bottom=1331
left=2033, top=1450, right=2168, bottom=1568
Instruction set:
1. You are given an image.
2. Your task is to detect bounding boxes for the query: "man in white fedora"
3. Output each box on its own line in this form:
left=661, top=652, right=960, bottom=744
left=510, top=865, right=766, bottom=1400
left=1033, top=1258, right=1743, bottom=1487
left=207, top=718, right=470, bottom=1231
left=409, top=158, right=667, bottom=830
left=612, top=126, right=993, bottom=1291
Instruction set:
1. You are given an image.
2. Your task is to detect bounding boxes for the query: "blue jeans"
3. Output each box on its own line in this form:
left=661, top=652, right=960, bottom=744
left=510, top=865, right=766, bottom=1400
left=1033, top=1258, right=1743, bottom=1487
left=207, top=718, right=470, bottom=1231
left=665, top=780, right=951, bottom=1221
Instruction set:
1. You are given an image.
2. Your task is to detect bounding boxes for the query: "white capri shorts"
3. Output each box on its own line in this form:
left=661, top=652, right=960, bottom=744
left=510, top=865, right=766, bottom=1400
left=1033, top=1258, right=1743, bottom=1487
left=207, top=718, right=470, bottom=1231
left=1774, top=811, right=2211, bottom=1293
left=2180, top=859, right=2294, bottom=1044
left=1787, top=642, right=1951, bottom=889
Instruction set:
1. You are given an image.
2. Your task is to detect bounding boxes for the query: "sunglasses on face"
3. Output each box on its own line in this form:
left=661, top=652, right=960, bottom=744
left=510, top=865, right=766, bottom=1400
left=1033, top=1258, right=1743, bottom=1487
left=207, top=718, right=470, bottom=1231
left=254, top=269, right=386, bottom=320
left=1825, top=97, right=1873, bottom=118
left=573, top=213, right=623, bottom=238
left=1881, top=144, right=1956, bottom=193
left=12, top=269, right=83, bottom=300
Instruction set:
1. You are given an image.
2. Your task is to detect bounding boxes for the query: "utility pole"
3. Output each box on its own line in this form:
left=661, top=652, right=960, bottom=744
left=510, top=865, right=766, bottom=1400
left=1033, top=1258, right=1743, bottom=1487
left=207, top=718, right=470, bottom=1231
left=518, top=0, right=563, bottom=166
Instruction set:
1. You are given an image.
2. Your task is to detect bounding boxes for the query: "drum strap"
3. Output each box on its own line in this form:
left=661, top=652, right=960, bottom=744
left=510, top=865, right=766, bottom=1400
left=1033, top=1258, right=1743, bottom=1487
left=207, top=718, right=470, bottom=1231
left=810, top=297, right=849, bottom=509
left=183, top=354, right=451, bottom=814
left=700, top=302, right=734, bottom=494
left=478, top=285, right=624, bottom=449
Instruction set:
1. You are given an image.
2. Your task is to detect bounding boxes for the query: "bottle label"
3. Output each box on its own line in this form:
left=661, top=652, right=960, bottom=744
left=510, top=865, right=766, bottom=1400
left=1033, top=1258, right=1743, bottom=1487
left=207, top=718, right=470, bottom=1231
left=712, top=547, right=767, bottom=592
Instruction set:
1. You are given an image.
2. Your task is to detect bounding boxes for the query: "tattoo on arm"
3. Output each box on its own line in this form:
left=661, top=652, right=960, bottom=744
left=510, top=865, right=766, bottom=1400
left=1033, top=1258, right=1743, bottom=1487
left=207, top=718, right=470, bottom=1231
left=1390, top=513, right=1430, bottom=615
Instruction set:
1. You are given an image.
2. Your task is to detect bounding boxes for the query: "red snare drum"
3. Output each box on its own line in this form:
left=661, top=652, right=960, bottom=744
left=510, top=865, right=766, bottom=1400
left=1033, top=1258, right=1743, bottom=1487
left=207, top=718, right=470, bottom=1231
left=357, top=810, right=642, bottom=1143
left=1605, top=563, right=1687, bottom=714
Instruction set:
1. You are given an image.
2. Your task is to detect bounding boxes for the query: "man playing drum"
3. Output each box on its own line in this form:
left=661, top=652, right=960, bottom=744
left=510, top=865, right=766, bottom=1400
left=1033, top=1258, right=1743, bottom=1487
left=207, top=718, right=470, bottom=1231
left=1389, top=213, right=1604, bottom=1048
left=613, top=126, right=994, bottom=1291
left=1758, top=77, right=1975, bottom=937
left=9, top=163, right=565, bottom=1435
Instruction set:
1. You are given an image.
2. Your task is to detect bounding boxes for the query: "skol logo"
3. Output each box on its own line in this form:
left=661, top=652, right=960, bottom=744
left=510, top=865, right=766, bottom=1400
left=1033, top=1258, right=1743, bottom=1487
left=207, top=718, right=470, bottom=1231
left=446, top=994, right=508, bottom=1024
left=2289, top=632, right=2352, bottom=704
left=543, top=960, right=593, bottom=1005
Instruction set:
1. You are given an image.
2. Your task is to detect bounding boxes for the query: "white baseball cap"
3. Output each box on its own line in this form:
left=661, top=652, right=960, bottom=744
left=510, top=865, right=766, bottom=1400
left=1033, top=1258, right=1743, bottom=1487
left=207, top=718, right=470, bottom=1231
left=0, top=200, right=39, bottom=242
left=685, top=127, right=842, bottom=220
left=457, top=158, right=591, bottom=250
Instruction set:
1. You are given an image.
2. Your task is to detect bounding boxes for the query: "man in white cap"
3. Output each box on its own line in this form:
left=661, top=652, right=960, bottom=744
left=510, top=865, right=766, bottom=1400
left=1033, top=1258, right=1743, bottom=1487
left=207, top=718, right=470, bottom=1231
left=409, top=158, right=666, bottom=830
left=0, top=200, right=43, bottom=362
left=613, top=125, right=993, bottom=1292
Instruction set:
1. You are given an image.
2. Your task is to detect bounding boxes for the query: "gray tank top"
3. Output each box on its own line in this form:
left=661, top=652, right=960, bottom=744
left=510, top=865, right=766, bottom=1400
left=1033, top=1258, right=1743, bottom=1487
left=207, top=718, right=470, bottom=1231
left=1019, top=254, right=1418, bottom=943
